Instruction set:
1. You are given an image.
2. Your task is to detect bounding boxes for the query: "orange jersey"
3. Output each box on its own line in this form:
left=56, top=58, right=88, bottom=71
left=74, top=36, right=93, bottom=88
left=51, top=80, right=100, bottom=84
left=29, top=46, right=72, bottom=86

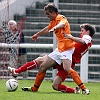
left=48, top=14, right=74, bottom=52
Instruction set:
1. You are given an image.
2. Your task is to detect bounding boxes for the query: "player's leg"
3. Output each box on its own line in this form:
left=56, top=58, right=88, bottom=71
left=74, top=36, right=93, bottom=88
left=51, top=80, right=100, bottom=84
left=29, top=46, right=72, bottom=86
left=68, top=68, right=90, bottom=94
left=52, top=76, right=80, bottom=93
left=28, top=49, right=60, bottom=92
left=8, top=55, right=48, bottom=77
left=52, top=70, right=74, bottom=93
left=22, top=55, right=57, bottom=92
left=61, top=49, right=90, bottom=94
left=21, top=49, right=64, bottom=92
left=52, top=66, right=80, bottom=94
left=52, top=64, right=68, bottom=91
left=63, top=59, right=90, bottom=94
left=31, top=56, right=57, bottom=92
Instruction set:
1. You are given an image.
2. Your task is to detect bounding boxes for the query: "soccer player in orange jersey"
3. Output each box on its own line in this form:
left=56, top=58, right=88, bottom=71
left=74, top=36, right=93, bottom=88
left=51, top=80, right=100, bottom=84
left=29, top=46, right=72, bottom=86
left=30, top=3, right=91, bottom=94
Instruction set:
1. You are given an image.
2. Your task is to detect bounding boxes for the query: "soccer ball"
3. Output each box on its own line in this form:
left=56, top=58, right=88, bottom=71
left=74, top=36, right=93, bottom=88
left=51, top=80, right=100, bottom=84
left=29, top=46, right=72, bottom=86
left=6, top=79, right=18, bottom=92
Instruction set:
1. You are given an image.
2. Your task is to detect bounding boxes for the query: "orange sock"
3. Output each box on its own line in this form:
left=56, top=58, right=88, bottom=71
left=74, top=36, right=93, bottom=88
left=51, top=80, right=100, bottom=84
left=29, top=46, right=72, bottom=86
left=31, top=71, right=46, bottom=92
left=68, top=69, right=86, bottom=90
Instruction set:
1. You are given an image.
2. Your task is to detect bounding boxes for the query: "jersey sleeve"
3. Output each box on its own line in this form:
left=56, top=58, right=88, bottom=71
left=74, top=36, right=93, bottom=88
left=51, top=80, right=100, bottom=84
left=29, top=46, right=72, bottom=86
left=48, top=24, right=51, bottom=30
left=48, top=21, right=53, bottom=30
left=82, top=35, right=92, bottom=44
left=48, top=15, right=68, bottom=31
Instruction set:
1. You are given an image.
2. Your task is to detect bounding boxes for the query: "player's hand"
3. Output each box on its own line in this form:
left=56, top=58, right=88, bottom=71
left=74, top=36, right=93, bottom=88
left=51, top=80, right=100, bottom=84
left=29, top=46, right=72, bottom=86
left=31, top=34, right=38, bottom=42
left=63, top=32, right=72, bottom=39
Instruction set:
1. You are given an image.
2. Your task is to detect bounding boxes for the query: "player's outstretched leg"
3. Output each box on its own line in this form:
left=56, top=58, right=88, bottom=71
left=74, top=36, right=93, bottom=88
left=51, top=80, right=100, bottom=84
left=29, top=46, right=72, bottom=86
left=8, top=60, right=38, bottom=78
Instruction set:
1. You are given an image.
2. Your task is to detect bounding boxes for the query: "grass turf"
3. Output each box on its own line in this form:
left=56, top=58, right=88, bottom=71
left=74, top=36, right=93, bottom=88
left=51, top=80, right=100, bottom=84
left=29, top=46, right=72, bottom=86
left=0, top=79, right=100, bottom=100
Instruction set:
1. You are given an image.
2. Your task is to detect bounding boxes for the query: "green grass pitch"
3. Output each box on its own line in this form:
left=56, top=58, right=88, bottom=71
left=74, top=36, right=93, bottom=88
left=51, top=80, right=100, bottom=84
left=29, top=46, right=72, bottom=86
left=0, top=79, right=100, bottom=100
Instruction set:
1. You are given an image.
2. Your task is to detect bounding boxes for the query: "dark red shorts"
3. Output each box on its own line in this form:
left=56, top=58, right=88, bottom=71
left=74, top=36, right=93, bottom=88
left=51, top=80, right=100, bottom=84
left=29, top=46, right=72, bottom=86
left=55, top=62, right=75, bottom=82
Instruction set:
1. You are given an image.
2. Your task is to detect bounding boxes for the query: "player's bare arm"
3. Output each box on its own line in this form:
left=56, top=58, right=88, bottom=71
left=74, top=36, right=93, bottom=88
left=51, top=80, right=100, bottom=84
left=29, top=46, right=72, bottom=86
left=49, top=22, right=65, bottom=33
left=32, top=26, right=49, bottom=41
left=64, top=33, right=85, bottom=44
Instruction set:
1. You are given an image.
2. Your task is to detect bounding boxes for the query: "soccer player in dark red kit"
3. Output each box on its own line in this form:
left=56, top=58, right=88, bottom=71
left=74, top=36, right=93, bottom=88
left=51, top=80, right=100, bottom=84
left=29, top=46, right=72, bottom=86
left=52, top=23, right=95, bottom=94
left=8, top=23, right=96, bottom=94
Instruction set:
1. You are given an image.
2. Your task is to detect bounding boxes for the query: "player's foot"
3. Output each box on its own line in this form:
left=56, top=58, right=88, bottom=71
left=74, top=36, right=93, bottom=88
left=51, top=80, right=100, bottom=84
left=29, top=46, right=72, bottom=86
left=82, top=89, right=90, bottom=95
left=74, top=86, right=81, bottom=94
left=22, top=87, right=32, bottom=91
left=8, top=67, right=19, bottom=78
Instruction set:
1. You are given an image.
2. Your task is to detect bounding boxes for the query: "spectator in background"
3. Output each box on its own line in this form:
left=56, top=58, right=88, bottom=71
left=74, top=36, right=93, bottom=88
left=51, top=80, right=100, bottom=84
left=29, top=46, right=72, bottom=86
left=7, top=20, right=27, bottom=79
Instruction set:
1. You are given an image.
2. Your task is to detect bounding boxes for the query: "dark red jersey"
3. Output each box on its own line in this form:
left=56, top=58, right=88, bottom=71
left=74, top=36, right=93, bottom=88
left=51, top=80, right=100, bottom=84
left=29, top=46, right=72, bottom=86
left=72, top=41, right=92, bottom=64
left=53, top=35, right=92, bottom=69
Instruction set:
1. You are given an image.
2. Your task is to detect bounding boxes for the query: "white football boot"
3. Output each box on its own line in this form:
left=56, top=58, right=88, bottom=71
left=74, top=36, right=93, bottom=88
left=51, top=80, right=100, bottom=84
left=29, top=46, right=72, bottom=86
left=74, top=86, right=81, bottom=94
left=8, top=67, right=19, bottom=78
left=82, top=89, right=90, bottom=95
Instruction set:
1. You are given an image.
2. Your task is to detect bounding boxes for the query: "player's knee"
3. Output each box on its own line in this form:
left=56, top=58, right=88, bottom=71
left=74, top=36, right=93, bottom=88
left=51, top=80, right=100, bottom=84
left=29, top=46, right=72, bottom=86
left=52, top=83, right=58, bottom=90
left=39, top=65, right=46, bottom=73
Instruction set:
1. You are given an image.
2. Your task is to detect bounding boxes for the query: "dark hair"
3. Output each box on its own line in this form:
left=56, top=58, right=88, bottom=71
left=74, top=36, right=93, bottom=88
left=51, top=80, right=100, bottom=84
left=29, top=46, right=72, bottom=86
left=44, top=3, right=58, bottom=13
left=80, top=23, right=96, bottom=37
